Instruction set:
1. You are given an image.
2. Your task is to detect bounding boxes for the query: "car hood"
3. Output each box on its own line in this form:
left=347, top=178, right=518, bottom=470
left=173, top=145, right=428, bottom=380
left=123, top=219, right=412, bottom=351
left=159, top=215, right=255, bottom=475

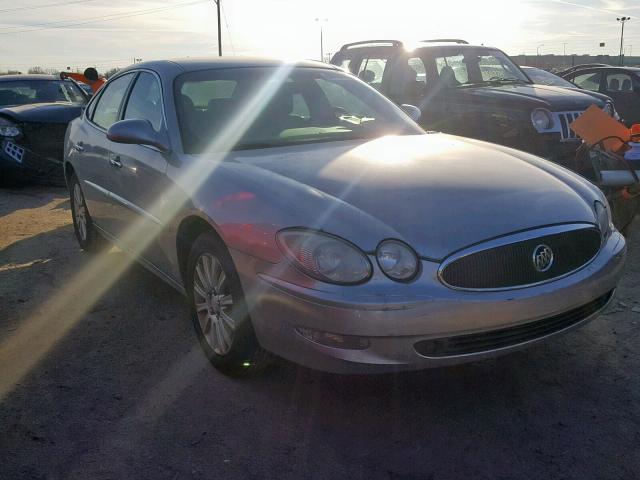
left=0, top=102, right=84, bottom=124
left=230, top=134, right=598, bottom=260
left=457, top=83, right=607, bottom=111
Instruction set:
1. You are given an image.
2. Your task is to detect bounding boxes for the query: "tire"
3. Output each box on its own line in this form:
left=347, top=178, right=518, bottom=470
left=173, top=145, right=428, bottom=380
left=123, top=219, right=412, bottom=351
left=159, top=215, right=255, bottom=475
left=187, top=232, right=272, bottom=376
left=69, top=174, right=107, bottom=253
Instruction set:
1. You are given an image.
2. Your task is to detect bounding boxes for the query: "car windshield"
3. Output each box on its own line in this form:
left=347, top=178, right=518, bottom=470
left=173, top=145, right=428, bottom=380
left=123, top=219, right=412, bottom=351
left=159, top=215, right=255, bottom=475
left=524, top=68, right=576, bottom=88
left=174, top=67, right=423, bottom=154
left=433, top=48, right=530, bottom=87
left=0, top=79, right=86, bottom=107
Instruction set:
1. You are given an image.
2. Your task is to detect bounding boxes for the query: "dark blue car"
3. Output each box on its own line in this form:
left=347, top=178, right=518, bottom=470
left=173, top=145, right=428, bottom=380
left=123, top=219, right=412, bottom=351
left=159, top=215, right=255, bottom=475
left=0, top=74, right=88, bottom=185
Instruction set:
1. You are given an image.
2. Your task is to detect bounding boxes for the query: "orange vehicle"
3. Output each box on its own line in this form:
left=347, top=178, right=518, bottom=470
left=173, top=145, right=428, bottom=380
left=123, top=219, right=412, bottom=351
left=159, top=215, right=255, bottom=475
left=60, top=67, right=105, bottom=93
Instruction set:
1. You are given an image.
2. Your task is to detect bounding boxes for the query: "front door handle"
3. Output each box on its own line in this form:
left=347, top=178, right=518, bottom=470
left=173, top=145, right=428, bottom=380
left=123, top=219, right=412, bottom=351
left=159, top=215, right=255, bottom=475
left=73, top=142, right=85, bottom=153
left=109, top=155, right=123, bottom=169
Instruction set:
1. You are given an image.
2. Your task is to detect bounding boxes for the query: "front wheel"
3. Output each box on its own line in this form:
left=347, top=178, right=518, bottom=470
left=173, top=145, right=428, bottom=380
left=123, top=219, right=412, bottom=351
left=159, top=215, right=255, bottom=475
left=69, top=174, right=107, bottom=253
left=187, top=232, right=272, bottom=376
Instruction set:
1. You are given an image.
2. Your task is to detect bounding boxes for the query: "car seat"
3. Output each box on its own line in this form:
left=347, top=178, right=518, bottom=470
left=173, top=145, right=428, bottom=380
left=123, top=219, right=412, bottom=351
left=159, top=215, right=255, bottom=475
left=248, top=87, right=296, bottom=140
left=439, top=66, right=460, bottom=87
left=621, top=79, right=632, bottom=91
left=609, top=78, right=620, bottom=91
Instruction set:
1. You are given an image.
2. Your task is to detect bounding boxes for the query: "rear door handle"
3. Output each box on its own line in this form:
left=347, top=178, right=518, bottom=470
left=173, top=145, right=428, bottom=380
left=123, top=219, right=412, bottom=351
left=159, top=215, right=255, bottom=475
left=109, top=154, right=123, bottom=169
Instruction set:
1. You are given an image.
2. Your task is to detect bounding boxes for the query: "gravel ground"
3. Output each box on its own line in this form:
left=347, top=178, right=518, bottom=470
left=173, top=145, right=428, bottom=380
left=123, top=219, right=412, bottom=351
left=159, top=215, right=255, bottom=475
left=0, top=185, right=639, bottom=480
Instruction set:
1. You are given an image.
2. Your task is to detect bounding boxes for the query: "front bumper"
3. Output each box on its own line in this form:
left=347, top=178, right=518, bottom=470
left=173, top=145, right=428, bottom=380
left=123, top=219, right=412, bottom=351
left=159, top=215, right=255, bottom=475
left=232, top=231, right=626, bottom=374
left=0, top=138, right=65, bottom=184
left=517, top=132, right=581, bottom=164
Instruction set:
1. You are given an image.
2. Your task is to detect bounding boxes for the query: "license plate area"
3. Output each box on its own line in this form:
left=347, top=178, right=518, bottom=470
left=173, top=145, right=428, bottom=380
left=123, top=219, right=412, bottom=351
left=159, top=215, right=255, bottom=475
left=4, top=141, right=25, bottom=163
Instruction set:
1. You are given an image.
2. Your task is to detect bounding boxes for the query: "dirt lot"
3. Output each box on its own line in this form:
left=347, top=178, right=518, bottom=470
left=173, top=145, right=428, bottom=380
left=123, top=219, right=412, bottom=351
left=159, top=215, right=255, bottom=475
left=0, top=185, right=639, bottom=480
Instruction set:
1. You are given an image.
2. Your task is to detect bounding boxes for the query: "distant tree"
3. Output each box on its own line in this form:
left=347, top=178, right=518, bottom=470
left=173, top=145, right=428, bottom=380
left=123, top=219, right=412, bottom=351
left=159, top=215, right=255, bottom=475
left=27, top=66, right=59, bottom=75
left=103, top=67, right=121, bottom=79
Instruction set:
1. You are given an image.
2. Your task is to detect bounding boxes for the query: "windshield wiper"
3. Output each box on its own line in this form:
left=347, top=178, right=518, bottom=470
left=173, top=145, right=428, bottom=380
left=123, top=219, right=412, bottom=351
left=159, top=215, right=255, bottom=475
left=491, top=78, right=529, bottom=84
left=231, top=140, right=290, bottom=151
left=458, top=78, right=529, bottom=88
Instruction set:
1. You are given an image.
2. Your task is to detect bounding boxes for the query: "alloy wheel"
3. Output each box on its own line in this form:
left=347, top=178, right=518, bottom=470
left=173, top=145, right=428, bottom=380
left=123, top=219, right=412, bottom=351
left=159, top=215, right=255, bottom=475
left=193, top=253, right=236, bottom=355
left=73, top=182, right=87, bottom=242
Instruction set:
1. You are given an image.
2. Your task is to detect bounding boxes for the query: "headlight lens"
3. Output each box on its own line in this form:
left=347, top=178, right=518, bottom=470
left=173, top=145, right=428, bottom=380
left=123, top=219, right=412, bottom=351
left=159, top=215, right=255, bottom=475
left=277, top=229, right=372, bottom=285
left=595, top=200, right=612, bottom=239
left=376, top=240, right=419, bottom=281
left=0, top=117, right=21, bottom=138
left=531, top=108, right=554, bottom=131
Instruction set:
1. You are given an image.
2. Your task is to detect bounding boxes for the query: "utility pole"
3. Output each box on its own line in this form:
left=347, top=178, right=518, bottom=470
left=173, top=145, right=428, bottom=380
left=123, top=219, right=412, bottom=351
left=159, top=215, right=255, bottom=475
left=537, top=43, right=544, bottom=67
left=315, top=18, right=328, bottom=62
left=562, top=42, right=568, bottom=57
left=617, top=16, right=630, bottom=66
left=214, top=0, right=222, bottom=56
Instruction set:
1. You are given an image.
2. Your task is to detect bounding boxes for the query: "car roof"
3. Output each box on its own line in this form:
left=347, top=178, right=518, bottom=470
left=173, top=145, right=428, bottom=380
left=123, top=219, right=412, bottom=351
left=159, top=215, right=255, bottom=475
left=570, top=66, right=640, bottom=73
left=0, top=74, right=61, bottom=81
left=337, top=40, right=500, bottom=53
left=118, top=57, right=338, bottom=75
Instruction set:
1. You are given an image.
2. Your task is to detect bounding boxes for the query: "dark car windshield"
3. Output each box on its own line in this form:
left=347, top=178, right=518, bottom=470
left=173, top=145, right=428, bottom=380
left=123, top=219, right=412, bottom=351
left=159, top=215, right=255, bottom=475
left=174, top=67, right=423, bottom=154
left=433, top=48, right=530, bottom=87
left=523, top=67, right=576, bottom=88
left=0, top=79, right=86, bottom=107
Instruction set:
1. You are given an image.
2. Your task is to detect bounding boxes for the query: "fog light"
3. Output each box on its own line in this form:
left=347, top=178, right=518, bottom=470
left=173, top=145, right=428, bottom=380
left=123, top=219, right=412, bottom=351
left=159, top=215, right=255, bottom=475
left=296, top=327, right=370, bottom=350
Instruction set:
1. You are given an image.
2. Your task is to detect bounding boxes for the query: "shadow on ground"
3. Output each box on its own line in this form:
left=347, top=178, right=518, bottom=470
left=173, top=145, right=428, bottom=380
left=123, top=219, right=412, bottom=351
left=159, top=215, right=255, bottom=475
left=0, top=188, right=638, bottom=480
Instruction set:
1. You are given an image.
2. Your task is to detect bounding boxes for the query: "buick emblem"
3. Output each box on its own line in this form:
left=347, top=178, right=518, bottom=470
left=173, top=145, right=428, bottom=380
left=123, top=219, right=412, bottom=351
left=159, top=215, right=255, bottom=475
left=532, top=244, right=554, bottom=273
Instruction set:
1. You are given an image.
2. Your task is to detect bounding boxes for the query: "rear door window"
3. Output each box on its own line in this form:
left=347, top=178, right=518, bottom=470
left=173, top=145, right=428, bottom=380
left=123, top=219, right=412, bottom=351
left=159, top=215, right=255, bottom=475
left=389, top=56, right=428, bottom=98
left=435, top=55, right=469, bottom=85
left=605, top=72, right=635, bottom=92
left=571, top=71, right=602, bottom=92
left=92, top=73, right=135, bottom=129
left=356, top=57, right=389, bottom=90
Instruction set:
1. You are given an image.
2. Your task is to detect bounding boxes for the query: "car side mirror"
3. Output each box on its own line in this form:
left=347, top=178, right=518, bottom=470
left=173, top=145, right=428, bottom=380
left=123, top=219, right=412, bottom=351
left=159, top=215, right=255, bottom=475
left=400, top=104, right=422, bottom=122
left=107, top=119, right=170, bottom=152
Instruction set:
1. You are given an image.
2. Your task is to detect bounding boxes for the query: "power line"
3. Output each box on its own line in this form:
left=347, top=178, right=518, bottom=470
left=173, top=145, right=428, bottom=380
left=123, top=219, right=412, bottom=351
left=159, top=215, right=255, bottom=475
left=0, top=0, right=100, bottom=14
left=221, top=2, right=235, bottom=55
left=0, top=0, right=208, bottom=35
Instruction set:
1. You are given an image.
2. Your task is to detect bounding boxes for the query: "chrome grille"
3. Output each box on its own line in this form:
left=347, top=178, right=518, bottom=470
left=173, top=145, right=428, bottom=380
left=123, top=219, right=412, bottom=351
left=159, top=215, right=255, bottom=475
left=439, top=226, right=601, bottom=290
left=556, top=111, right=583, bottom=141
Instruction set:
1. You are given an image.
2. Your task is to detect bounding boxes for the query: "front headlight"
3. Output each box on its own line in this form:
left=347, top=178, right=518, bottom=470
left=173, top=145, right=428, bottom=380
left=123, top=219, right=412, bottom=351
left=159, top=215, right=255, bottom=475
left=376, top=239, right=419, bottom=281
left=277, top=229, right=372, bottom=285
left=595, top=200, right=612, bottom=239
left=531, top=108, right=554, bottom=131
left=0, top=117, right=21, bottom=138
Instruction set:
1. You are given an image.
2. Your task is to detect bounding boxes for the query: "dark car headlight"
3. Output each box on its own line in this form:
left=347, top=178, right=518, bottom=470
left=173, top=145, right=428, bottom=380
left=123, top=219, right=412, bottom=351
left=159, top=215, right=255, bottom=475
left=376, top=239, right=419, bottom=281
left=0, top=117, right=21, bottom=138
left=595, top=200, right=612, bottom=240
left=531, top=108, right=554, bottom=131
left=277, top=229, right=372, bottom=285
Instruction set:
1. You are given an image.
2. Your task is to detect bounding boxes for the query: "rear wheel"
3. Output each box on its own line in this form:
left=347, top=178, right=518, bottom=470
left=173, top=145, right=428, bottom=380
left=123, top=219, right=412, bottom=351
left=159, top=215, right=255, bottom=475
left=69, top=174, right=107, bottom=253
left=187, top=232, right=272, bottom=376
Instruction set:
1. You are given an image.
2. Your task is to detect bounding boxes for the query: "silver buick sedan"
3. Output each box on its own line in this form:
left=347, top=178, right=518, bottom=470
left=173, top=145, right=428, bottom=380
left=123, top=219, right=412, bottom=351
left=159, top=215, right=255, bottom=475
left=64, top=58, right=626, bottom=375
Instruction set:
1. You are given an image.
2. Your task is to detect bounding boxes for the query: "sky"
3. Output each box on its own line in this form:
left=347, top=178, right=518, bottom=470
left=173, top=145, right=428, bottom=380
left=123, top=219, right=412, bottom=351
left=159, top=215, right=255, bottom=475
left=0, top=0, right=639, bottom=73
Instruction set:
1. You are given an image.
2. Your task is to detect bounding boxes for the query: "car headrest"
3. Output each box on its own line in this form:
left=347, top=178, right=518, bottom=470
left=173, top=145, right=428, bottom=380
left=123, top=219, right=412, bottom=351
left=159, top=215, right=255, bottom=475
left=439, top=66, right=459, bottom=86
left=178, top=94, right=195, bottom=110
left=358, top=69, right=376, bottom=83
left=621, top=79, right=632, bottom=91
left=609, top=78, right=620, bottom=91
